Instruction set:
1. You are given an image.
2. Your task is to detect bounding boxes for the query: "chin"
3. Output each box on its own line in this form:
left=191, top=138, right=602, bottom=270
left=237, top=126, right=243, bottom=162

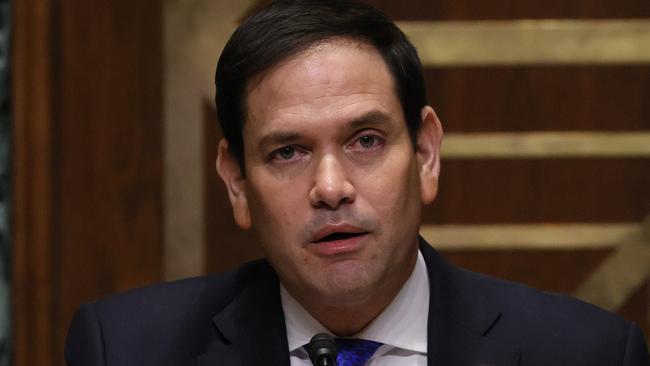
left=320, top=262, right=377, bottom=301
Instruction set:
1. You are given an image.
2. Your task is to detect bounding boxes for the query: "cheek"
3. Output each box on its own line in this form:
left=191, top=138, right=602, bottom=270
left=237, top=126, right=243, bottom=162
left=362, top=155, right=419, bottom=210
left=247, top=176, right=306, bottom=238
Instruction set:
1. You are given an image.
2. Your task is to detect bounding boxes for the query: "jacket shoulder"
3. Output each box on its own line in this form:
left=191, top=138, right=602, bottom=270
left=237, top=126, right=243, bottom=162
left=93, top=259, right=266, bottom=319
left=451, top=265, right=649, bottom=365
left=65, top=259, right=271, bottom=366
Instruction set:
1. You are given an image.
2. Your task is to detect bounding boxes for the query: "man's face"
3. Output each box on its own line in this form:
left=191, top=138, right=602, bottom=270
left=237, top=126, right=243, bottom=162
left=218, top=40, right=441, bottom=309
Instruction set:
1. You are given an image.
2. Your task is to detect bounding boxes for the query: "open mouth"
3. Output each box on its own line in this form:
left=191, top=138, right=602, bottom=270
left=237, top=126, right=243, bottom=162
left=313, top=231, right=367, bottom=243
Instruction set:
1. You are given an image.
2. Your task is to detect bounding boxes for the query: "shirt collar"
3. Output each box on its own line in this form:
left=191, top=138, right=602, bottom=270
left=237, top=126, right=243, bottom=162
left=281, top=250, right=429, bottom=354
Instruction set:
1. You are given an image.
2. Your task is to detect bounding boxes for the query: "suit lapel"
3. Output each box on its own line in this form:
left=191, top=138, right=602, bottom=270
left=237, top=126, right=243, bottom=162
left=197, top=262, right=290, bottom=366
left=421, top=238, right=520, bottom=366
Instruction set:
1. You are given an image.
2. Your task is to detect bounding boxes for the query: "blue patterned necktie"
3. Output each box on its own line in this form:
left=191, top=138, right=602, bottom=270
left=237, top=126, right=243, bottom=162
left=335, top=338, right=382, bottom=366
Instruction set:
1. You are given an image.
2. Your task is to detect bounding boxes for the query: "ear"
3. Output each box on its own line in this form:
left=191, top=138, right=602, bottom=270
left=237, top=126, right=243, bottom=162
left=216, top=138, right=251, bottom=229
left=416, top=106, right=443, bottom=205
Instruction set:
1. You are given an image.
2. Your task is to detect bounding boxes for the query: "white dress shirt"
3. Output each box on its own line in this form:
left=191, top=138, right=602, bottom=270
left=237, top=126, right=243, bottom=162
left=281, top=250, right=429, bottom=365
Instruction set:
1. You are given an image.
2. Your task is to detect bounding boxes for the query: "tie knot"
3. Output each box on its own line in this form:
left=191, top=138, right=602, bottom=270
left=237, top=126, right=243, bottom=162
left=335, top=338, right=382, bottom=366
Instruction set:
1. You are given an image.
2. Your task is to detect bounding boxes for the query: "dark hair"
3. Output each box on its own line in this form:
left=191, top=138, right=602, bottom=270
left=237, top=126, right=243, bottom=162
left=215, top=0, right=428, bottom=167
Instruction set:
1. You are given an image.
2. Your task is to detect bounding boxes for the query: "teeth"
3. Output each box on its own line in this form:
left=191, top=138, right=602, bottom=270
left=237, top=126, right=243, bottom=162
left=315, top=232, right=364, bottom=243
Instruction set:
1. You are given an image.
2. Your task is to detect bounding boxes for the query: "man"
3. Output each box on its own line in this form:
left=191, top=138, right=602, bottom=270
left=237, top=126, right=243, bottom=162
left=65, top=1, right=650, bottom=365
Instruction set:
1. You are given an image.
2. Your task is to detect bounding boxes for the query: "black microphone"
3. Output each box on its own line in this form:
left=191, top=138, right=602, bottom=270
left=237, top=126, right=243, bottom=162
left=307, top=333, right=338, bottom=366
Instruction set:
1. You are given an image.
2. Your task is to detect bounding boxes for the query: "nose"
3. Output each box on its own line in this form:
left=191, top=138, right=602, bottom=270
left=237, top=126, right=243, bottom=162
left=309, top=154, right=356, bottom=209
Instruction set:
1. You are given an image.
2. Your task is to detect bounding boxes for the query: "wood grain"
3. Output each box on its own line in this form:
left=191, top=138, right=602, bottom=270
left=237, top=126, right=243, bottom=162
left=12, top=0, right=55, bottom=364
left=12, top=1, right=164, bottom=365
left=364, top=0, right=650, bottom=21
left=425, top=67, right=650, bottom=132
left=425, top=159, right=650, bottom=224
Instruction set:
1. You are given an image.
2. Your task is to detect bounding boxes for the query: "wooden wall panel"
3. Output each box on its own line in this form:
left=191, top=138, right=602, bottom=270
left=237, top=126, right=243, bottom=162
left=426, top=159, right=650, bottom=224
left=12, top=1, right=163, bottom=365
left=426, top=67, right=650, bottom=132
left=364, top=0, right=650, bottom=20
left=12, top=1, right=56, bottom=364
left=440, top=249, right=613, bottom=293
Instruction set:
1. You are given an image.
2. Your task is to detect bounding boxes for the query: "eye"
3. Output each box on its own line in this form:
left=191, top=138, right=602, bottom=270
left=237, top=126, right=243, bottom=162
left=358, top=135, right=377, bottom=148
left=277, top=146, right=295, bottom=160
left=270, top=145, right=305, bottom=163
left=347, top=133, right=384, bottom=154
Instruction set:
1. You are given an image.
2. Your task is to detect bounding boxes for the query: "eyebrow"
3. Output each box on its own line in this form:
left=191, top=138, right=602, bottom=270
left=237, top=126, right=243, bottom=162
left=257, top=110, right=394, bottom=150
left=258, top=131, right=303, bottom=150
left=348, top=110, right=393, bottom=129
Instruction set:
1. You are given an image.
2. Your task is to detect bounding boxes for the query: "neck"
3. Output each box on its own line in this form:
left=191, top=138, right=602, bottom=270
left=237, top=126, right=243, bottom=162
left=310, top=289, right=400, bottom=336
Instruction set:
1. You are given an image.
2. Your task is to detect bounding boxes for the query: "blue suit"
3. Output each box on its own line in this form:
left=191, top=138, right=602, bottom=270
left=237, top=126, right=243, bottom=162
left=65, top=238, right=650, bottom=365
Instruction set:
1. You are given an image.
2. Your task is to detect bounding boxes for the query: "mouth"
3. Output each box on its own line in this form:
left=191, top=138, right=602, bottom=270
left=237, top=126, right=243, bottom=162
left=310, top=222, right=370, bottom=244
left=309, top=225, right=369, bottom=256
left=313, top=231, right=368, bottom=244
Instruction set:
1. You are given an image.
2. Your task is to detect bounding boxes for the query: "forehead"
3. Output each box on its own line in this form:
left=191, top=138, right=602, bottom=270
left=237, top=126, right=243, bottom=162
left=243, top=40, right=402, bottom=141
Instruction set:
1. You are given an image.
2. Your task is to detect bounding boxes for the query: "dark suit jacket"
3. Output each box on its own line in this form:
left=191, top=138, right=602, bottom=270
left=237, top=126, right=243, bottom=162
left=65, top=239, right=650, bottom=365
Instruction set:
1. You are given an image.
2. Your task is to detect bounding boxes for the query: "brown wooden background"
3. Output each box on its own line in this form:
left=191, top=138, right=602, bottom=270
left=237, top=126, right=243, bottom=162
left=11, top=1, right=650, bottom=366
left=13, top=1, right=163, bottom=365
